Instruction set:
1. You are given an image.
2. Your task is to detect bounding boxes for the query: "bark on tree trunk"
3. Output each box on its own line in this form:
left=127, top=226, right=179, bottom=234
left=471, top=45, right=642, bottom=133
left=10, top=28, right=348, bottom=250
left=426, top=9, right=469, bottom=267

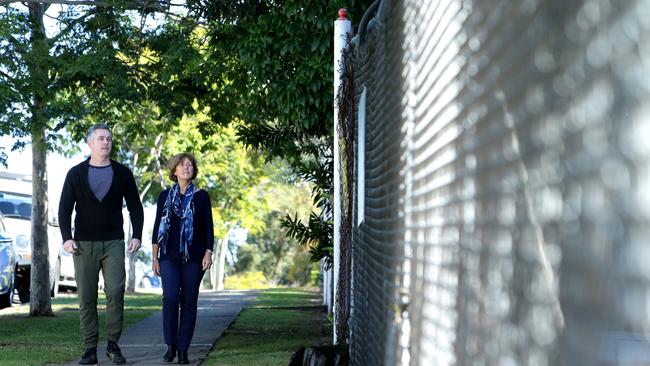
left=28, top=2, right=53, bottom=317
left=126, top=223, right=137, bottom=292
left=125, top=151, right=139, bottom=292
left=270, top=246, right=284, bottom=279
left=208, top=244, right=217, bottom=289
left=30, top=123, right=53, bottom=316
left=210, top=226, right=229, bottom=291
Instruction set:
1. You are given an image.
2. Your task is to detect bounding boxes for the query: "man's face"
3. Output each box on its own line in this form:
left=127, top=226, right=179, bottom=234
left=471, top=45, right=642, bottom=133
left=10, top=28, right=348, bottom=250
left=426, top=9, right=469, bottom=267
left=88, top=128, right=112, bottom=159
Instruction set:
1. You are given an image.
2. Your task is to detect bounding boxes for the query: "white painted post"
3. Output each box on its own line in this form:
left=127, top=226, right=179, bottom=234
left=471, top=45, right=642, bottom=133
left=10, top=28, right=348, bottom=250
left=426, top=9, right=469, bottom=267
left=322, top=259, right=332, bottom=309
left=322, top=261, right=326, bottom=306
left=333, top=7, right=352, bottom=345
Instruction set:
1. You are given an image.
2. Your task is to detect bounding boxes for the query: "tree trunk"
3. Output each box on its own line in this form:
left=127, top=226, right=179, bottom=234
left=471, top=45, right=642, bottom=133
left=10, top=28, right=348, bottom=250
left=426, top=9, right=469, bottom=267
left=270, top=240, right=285, bottom=279
left=28, top=2, right=53, bottom=317
left=210, top=226, right=229, bottom=291
left=126, top=223, right=137, bottom=292
left=125, top=151, right=139, bottom=292
left=215, top=234, right=228, bottom=290
left=208, top=244, right=217, bottom=289
left=30, top=124, right=53, bottom=316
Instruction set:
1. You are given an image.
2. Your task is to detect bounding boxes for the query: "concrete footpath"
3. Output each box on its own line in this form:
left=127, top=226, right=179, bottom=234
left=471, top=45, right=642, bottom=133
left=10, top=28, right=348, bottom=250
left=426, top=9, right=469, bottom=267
left=60, top=290, right=258, bottom=366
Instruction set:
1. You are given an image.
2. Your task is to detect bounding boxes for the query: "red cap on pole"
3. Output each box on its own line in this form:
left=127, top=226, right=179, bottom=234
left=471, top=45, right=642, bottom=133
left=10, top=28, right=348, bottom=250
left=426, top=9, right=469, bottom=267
left=338, top=8, right=347, bottom=20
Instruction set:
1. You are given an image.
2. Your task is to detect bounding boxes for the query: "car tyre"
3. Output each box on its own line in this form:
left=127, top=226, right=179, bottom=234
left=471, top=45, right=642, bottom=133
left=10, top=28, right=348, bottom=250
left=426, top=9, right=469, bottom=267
left=15, top=265, right=30, bottom=304
left=0, top=275, right=13, bottom=309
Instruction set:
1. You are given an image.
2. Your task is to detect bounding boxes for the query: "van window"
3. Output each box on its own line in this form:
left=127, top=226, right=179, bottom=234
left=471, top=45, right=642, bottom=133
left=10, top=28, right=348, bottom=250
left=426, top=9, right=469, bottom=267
left=0, top=191, right=31, bottom=219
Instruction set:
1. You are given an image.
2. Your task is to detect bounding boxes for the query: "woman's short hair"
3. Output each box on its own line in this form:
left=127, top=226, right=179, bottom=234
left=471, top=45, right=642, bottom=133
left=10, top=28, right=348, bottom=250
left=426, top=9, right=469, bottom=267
left=167, top=153, right=198, bottom=182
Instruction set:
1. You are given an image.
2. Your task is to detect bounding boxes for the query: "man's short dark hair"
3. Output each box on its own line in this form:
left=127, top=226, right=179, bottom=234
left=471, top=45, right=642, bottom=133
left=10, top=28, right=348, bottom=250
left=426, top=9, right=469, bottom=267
left=86, top=123, right=112, bottom=142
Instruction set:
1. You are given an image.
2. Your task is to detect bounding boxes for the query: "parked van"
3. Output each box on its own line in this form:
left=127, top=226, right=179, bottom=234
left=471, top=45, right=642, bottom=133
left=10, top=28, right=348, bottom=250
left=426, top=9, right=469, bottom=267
left=0, top=172, right=74, bottom=302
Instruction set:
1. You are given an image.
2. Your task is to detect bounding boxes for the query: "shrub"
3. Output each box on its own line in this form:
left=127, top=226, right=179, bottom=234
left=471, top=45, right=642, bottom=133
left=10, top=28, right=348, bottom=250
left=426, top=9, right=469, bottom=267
left=223, top=271, right=270, bottom=290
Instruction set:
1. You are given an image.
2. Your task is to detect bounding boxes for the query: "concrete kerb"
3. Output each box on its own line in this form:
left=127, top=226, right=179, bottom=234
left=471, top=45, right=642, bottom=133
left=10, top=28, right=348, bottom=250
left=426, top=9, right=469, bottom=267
left=57, top=290, right=258, bottom=366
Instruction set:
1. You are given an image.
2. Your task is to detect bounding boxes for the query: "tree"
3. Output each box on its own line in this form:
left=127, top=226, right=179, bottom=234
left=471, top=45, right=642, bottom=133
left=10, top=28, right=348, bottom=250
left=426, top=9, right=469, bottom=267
left=0, top=0, right=166, bottom=315
left=144, top=1, right=372, bottom=343
left=166, top=0, right=374, bottom=266
left=224, top=159, right=313, bottom=282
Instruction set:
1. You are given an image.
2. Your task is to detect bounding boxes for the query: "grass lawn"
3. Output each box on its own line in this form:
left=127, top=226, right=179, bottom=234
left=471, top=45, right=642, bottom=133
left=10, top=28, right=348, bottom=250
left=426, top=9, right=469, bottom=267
left=202, top=287, right=330, bottom=366
left=0, top=291, right=161, bottom=366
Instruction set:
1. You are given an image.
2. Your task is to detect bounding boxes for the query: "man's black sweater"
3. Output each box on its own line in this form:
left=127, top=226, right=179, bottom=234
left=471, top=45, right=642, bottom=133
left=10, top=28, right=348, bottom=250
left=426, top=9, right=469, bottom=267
left=58, top=158, right=144, bottom=242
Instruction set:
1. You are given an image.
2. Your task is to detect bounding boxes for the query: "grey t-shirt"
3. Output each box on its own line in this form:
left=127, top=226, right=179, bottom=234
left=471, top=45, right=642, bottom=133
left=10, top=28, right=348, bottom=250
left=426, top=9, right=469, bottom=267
left=88, top=164, right=113, bottom=201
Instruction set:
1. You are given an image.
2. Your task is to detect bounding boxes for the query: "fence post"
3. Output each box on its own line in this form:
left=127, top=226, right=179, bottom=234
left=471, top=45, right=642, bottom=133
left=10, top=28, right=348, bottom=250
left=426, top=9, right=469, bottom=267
left=322, top=259, right=332, bottom=309
left=333, top=7, right=352, bottom=345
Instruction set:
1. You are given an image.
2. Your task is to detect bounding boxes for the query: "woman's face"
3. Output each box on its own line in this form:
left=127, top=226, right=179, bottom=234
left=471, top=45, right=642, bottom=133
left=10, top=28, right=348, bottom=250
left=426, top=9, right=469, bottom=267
left=174, top=158, right=194, bottom=182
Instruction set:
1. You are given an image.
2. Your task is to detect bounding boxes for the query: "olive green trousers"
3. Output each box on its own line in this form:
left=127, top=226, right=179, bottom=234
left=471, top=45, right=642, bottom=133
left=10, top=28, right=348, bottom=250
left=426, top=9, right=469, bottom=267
left=73, top=240, right=125, bottom=349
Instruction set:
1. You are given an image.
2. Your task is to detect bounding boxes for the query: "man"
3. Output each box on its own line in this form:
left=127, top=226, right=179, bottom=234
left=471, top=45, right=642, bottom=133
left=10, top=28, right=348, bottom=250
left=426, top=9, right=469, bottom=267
left=59, top=123, right=144, bottom=365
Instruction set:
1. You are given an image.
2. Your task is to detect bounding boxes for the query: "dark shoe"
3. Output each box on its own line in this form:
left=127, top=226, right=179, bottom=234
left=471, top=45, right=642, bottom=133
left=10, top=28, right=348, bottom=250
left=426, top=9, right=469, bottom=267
left=106, top=340, right=126, bottom=364
left=163, top=345, right=176, bottom=362
left=79, top=347, right=97, bottom=365
left=177, top=350, right=189, bottom=364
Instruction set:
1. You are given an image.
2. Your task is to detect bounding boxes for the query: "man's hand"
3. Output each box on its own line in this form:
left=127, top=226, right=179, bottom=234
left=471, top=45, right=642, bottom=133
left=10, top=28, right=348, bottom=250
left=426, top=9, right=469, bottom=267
left=63, top=239, right=77, bottom=254
left=128, top=238, right=141, bottom=253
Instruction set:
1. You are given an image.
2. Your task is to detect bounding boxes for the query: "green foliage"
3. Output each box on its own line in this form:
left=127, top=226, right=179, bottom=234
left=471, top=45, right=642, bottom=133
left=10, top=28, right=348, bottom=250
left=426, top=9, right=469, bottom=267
left=158, top=0, right=374, bottom=265
left=233, top=243, right=259, bottom=273
left=242, top=171, right=317, bottom=284
left=193, top=1, right=371, bottom=139
left=0, top=1, right=165, bottom=315
left=286, top=251, right=319, bottom=287
left=281, top=211, right=333, bottom=269
left=224, top=271, right=269, bottom=290
left=163, top=117, right=268, bottom=237
left=0, top=3, right=156, bottom=147
left=1, top=0, right=377, bottom=294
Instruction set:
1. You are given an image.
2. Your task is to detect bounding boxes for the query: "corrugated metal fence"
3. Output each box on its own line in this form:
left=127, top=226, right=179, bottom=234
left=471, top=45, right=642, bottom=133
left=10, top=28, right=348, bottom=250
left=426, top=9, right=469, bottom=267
left=342, top=0, right=650, bottom=365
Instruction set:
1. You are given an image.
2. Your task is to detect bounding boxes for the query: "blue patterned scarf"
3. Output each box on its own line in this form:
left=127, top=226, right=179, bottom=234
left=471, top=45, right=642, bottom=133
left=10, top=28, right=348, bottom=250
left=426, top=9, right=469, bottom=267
left=157, top=182, right=195, bottom=261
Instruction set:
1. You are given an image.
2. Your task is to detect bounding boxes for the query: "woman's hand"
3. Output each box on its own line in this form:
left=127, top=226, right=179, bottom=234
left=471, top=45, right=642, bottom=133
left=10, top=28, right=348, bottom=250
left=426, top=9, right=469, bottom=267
left=202, top=250, right=213, bottom=271
left=152, top=258, right=160, bottom=276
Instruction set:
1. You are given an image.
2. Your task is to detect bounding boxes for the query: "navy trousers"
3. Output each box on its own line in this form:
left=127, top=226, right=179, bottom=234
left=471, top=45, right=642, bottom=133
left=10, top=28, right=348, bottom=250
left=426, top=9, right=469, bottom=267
left=159, top=259, right=204, bottom=351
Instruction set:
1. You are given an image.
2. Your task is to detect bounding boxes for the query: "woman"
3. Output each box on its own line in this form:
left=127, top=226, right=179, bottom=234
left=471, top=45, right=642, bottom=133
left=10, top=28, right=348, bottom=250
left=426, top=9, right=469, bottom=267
left=152, top=153, right=214, bottom=364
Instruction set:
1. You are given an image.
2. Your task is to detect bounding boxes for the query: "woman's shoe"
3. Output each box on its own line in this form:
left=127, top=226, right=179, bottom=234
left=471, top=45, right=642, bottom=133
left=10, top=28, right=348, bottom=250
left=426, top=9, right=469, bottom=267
left=177, top=350, right=189, bottom=364
left=163, top=345, right=176, bottom=362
